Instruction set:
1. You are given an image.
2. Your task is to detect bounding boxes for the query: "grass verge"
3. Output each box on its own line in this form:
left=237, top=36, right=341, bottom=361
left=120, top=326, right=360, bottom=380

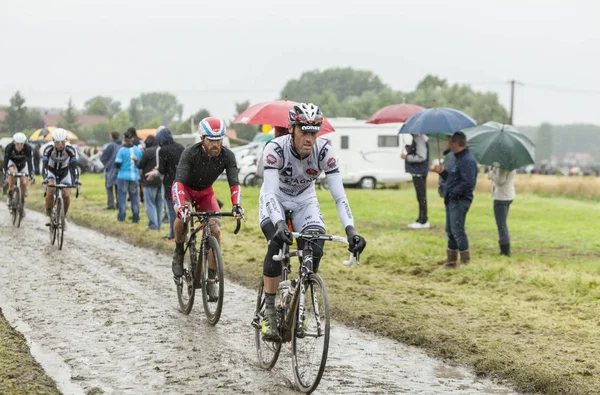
left=7, top=172, right=600, bottom=395
left=0, top=310, right=61, bottom=395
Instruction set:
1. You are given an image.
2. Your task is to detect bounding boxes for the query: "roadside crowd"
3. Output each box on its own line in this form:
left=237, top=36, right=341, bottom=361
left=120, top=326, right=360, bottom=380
left=402, top=132, right=515, bottom=268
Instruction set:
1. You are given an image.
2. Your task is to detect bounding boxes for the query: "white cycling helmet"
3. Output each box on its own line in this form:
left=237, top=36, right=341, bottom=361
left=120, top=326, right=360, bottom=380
left=52, top=128, right=68, bottom=142
left=288, top=102, right=324, bottom=132
left=13, top=132, right=27, bottom=144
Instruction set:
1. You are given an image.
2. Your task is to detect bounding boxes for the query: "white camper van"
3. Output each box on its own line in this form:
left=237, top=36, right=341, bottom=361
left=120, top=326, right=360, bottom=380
left=324, top=118, right=413, bottom=189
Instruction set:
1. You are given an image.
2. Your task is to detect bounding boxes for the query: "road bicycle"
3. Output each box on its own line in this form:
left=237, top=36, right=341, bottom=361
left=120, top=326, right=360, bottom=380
left=43, top=181, right=81, bottom=250
left=252, top=229, right=358, bottom=393
left=6, top=173, right=28, bottom=227
left=176, top=209, right=242, bottom=325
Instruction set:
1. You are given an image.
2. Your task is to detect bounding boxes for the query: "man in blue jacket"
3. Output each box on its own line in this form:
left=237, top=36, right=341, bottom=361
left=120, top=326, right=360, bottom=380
left=100, top=131, right=122, bottom=210
left=114, top=129, right=143, bottom=223
left=439, top=131, right=477, bottom=268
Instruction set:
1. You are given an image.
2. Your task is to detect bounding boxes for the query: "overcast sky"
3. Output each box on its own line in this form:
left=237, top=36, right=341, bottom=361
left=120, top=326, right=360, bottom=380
left=1, top=0, right=599, bottom=126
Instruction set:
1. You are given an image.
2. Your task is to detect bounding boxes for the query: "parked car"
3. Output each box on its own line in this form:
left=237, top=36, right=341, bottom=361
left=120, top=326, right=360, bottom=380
left=88, top=153, right=104, bottom=173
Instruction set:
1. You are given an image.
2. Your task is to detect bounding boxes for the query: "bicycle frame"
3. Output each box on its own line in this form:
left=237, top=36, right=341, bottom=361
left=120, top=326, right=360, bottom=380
left=182, top=210, right=242, bottom=276
left=273, top=231, right=359, bottom=340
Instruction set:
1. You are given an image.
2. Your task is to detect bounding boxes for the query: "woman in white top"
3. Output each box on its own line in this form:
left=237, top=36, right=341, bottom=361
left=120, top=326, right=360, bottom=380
left=488, top=163, right=516, bottom=256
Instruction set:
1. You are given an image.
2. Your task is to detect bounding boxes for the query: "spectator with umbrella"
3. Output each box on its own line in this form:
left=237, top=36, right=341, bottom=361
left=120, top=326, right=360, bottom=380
left=400, top=105, right=477, bottom=267
left=463, top=121, right=536, bottom=257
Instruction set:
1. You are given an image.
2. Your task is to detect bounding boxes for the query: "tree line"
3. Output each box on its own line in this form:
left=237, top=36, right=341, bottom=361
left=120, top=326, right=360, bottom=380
left=1, top=68, right=597, bottom=162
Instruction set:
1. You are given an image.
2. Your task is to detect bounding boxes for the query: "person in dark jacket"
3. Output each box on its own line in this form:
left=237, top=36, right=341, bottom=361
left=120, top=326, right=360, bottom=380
left=438, top=131, right=477, bottom=268
left=100, top=131, right=122, bottom=209
left=137, top=135, right=163, bottom=231
left=146, top=127, right=185, bottom=240
left=401, top=134, right=430, bottom=229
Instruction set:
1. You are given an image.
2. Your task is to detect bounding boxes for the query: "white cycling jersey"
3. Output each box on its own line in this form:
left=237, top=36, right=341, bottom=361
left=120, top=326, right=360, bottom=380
left=43, top=143, right=77, bottom=173
left=259, top=135, right=354, bottom=230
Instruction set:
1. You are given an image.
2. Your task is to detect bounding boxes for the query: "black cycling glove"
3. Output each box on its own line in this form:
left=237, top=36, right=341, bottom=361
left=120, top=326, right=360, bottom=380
left=345, top=225, right=366, bottom=255
left=273, top=220, right=293, bottom=246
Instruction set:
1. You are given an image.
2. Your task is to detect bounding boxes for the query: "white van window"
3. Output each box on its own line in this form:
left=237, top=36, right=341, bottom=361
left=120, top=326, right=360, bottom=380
left=341, top=135, right=349, bottom=149
left=378, top=135, right=399, bottom=147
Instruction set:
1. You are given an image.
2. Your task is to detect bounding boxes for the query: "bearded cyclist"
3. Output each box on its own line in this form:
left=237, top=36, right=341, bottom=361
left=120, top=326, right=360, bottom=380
left=170, top=117, right=245, bottom=299
left=42, top=128, right=79, bottom=229
left=4, top=132, right=35, bottom=213
left=259, top=103, right=367, bottom=341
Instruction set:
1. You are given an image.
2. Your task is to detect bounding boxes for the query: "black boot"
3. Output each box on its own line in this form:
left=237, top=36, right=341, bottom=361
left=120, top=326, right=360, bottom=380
left=499, top=242, right=511, bottom=257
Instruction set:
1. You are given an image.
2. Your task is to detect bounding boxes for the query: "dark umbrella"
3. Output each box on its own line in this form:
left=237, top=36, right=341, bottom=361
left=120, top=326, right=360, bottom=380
left=366, top=103, right=426, bottom=124
left=398, top=106, right=477, bottom=160
left=462, top=121, right=535, bottom=171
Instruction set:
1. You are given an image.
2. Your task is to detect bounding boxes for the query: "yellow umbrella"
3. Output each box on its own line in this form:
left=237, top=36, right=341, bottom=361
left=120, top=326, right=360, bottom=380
left=30, top=126, right=78, bottom=141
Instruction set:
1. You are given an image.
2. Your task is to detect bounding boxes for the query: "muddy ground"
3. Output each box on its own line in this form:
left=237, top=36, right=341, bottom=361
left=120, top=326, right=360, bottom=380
left=0, top=206, right=519, bottom=394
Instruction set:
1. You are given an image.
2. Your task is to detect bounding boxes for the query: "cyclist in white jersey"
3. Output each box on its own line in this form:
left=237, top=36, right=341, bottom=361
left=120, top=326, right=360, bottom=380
left=42, top=128, right=79, bottom=229
left=259, top=102, right=366, bottom=341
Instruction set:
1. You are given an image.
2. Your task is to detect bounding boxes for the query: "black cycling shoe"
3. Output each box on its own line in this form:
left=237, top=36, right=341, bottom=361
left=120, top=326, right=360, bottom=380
left=172, top=250, right=184, bottom=277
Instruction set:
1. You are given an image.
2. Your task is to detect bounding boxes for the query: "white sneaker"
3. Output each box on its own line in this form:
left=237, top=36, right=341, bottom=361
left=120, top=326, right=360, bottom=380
left=408, top=222, right=431, bottom=229
left=62, top=218, right=68, bottom=231
left=45, top=215, right=51, bottom=226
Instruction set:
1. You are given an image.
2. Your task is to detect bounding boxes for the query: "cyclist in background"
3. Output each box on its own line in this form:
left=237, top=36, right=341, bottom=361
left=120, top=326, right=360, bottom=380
left=3, top=132, right=35, bottom=213
left=170, top=117, right=245, bottom=297
left=42, top=128, right=78, bottom=230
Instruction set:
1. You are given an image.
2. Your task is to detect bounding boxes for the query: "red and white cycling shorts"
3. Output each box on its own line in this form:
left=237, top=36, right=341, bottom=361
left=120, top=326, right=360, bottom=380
left=171, top=182, right=220, bottom=213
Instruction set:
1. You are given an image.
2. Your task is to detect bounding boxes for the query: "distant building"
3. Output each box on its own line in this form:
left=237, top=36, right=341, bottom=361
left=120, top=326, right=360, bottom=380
left=563, top=152, right=595, bottom=166
left=43, top=114, right=109, bottom=128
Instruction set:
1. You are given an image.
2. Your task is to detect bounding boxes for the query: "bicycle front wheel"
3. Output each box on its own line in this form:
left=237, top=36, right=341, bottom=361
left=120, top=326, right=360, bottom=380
left=200, top=235, right=224, bottom=325
left=49, top=202, right=57, bottom=245
left=291, top=273, right=330, bottom=393
left=17, top=192, right=24, bottom=228
left=56, top=198, right=65, bottom=250
left=176, top=242, right=197, bottom=314
left=254, top=280, right=281, bottom=370
left=12, top=188, right=20, bottom=226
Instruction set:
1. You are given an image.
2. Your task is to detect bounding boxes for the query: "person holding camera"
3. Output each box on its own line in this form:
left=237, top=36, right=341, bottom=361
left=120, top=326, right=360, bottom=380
left=401, top=134, right=430, bottom=229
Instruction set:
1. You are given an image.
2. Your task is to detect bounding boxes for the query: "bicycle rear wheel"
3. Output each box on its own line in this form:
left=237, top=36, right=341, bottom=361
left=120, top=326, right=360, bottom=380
left=200, top=236, right=224, bottom=325
left=291, top=273, right=330, bottom=393
left=253, top=280, right=281, bottom=370
left=56, top=198, right=65, bottom=250
left=11, top=189, right=20, bottom=226
left=177, top=242, right=197, bottom=314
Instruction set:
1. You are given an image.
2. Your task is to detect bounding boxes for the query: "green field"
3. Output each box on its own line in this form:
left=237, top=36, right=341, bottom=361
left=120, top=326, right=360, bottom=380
left=3, top=173, right=600, bottom=395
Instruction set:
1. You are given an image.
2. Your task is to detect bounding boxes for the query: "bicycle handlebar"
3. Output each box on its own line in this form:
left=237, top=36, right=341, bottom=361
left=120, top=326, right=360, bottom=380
left=273, top=231, right=360, bottom=267
left=184, top=210, right=242, bottom=235
left=42, top=181, right=82, bottom=198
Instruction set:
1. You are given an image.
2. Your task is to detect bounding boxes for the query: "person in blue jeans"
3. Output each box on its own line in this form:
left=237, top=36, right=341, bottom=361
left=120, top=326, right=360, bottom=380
left=137, top=135, right=163, bottom=231
left=488, top=163, right=516, bottom=256
left=439, top=131, right=478, bottom=268
left=114, top=129, right=143, bottom=223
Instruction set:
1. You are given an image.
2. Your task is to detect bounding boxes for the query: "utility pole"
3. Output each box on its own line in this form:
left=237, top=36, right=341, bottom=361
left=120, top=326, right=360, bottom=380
left=507, top=80, right=523, bottom=125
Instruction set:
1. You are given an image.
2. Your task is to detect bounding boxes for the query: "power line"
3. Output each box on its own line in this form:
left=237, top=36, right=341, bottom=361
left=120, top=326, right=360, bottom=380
left=522, top=83, right=600, bottom=96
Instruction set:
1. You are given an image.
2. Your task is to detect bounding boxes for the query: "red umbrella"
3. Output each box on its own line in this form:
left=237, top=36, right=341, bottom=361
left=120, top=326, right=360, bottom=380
left=232, top=99, right=335, bottom=136
left=366, top=103, right=426, bottom=124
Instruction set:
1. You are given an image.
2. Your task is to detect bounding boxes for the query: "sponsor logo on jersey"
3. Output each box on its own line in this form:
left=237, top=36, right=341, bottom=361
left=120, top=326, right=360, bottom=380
left=306, top=168, right=318, bottom=176
left=283, top=166, right=293, bottom=177
left=327, top=157, right=337, bottom=168
left=318, top=147, right=328, bottom=161
left=266, top=154, right=277, bottom=165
